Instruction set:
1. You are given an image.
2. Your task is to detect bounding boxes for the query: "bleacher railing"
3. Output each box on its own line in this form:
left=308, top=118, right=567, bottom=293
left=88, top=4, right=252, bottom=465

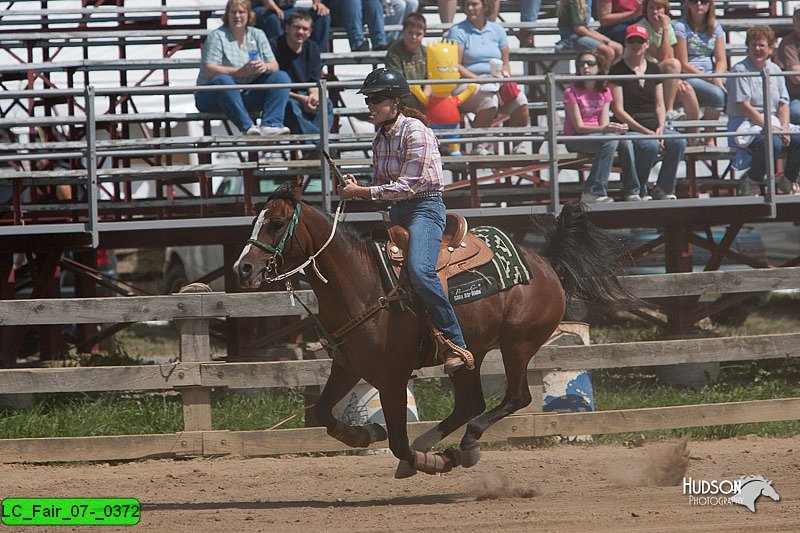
left=0, top=68, right=794, bottom=238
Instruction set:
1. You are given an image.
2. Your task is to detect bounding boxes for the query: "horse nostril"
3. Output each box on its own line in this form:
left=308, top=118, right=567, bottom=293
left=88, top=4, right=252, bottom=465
left=241, top=262, right=253, bottom=275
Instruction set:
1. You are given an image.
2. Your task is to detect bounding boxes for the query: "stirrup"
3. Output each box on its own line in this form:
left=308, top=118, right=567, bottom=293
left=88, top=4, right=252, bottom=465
left=434, top=332, right=475, bottom=373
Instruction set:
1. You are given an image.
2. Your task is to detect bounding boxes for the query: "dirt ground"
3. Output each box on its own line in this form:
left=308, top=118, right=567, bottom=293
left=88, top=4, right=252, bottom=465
left=1, top=435, right=798, bottom=532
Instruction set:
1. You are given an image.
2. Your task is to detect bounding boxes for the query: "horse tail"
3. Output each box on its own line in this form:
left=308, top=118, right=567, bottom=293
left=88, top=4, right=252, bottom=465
left=541, top=201, right=640, bottom=309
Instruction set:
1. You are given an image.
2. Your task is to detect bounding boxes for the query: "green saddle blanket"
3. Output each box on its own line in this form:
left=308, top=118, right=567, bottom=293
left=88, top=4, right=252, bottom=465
left=372, top=225, right=532, bottom=306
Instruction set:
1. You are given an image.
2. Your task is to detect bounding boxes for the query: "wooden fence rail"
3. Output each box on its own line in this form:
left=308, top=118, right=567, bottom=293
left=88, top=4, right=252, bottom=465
left=0, top=267, right=799, bottom=463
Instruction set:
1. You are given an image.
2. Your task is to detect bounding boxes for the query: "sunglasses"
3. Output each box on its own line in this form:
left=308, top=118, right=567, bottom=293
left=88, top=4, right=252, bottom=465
left=577, top=59, right=598, bottom=67
left=365, top=95, right=392, bottom=105
left=689, top=0, right=710, bottom=4
left=626, top=37, right=647, bottom=44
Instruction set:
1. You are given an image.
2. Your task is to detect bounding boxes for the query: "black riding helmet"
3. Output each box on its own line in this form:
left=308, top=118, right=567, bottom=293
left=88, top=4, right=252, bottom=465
left=358, top=68, right=410, bottom=98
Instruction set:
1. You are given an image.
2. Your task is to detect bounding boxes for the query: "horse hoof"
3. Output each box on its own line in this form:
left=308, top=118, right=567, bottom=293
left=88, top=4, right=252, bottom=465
left=460, top=443, right=481, bottom=468
left=365, top=423, right=388, bottom=444
left=413, top=450, right=453, bottom=475
left=394, top=460, right=417, bottom=479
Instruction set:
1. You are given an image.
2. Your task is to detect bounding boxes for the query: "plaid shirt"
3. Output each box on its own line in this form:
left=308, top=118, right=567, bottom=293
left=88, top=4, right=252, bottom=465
left=369, top=114, right=444, bottom=201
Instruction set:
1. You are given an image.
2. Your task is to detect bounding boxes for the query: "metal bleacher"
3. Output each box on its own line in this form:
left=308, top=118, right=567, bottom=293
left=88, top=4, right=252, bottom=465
left=1, top=0, right=799, bottom=246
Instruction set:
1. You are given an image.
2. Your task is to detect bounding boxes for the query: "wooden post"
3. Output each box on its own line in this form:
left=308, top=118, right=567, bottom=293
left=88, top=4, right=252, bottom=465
left=176, top=283, right=213, bottom=432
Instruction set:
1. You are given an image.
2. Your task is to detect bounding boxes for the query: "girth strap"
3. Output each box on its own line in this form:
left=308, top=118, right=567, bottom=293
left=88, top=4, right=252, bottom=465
left=329, top=284, right=404, bottom=342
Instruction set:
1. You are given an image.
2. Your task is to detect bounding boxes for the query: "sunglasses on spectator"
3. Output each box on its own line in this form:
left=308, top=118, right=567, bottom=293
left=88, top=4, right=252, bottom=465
left=365, top=95, right=393, bottom=105
left=577, top=60, right=598, bottom=67
left=689, top=0, right=710, bottom=4
left=626, top=38, right=647, bottom=44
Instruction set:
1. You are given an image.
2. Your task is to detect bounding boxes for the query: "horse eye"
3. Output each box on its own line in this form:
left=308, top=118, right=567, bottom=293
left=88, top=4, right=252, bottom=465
left=269, top=219, right=285, bottom=232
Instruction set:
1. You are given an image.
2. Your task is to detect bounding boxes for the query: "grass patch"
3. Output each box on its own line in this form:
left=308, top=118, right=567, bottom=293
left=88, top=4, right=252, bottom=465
left=2, top=295, right=799, bottom=442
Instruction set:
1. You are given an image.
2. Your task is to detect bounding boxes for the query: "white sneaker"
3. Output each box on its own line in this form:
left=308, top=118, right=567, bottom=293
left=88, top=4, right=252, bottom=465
left=245, top=125, right=260, bottom=136
left=580, top=192, right=614, bottom=203
left=640, top=195, right=653, bottom=201
left=665, top=109, right=686, bottom=122
left=624, top=194, right=642, bottom=201
left=512, top=143, right=529, bottom=155
left=260, top=126, right=290, bottom=136
left=472, top=143, right=492, bottom=156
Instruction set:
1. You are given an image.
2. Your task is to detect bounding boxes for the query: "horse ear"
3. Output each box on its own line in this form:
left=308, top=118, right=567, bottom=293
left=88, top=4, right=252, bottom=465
left=291, top=182, right=303, bottom=200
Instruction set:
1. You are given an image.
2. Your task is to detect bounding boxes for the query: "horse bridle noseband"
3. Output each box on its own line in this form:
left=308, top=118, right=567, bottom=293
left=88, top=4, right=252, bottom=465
left=246, top=202, right=305, bottom=282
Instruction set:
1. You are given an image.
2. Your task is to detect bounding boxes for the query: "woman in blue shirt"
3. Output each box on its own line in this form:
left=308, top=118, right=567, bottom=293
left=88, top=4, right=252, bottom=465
left=447, top=0, right=530, bottom=156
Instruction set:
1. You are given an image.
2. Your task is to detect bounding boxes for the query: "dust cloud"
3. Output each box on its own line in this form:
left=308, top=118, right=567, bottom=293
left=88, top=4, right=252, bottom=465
left=610, top=438, right=690, bottom=487
left=476, top=473, right=537, bottom=500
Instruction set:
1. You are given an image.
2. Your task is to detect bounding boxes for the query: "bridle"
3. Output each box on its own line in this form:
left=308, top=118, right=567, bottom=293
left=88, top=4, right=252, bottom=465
left=247, top=198, right=345, bottom=284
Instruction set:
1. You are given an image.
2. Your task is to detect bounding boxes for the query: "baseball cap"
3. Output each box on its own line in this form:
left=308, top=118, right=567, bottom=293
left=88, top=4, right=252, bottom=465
left=625, top=24, right=649, bottom=41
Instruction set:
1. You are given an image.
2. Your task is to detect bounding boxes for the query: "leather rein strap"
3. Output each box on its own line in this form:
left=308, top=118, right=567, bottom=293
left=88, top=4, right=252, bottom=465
left=328, top=283, right=404, bottom=342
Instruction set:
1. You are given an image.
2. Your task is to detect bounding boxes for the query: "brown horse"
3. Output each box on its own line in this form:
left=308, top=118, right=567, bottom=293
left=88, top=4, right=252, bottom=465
left=235, top=185, right=634, bottom=477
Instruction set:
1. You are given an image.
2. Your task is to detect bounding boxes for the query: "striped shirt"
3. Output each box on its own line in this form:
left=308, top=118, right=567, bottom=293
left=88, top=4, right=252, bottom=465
left=369, top=114, right=444, bottom=201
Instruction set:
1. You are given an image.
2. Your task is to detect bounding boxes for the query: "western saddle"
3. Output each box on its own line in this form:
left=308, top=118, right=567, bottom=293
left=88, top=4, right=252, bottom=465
left=373, top=213, right=493, bottom=294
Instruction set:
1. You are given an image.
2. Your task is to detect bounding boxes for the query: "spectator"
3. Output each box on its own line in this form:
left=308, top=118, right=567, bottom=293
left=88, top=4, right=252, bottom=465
left=639, top=0, right=699, bottom=124
left=447, top=0, right=530, bottom=155
left=673, top=0, right=726, bottom=141
left=384, top=0, right=420, bottom=43
left=610, top=24, right=687, bottom=200
left=597, top=0, right=643, bottom=44
left=520, top=0, right=543, bottom=47
left=557, top=0, right=622, bottom=67
left=270, top=11, right=333, bottom=137
left=728, top=26, right=800, bottom=196
left=776, top=8, right=800, bottom=124
left=253, top=0, right=331, bottom=52
left=195, top=0, right=291, bottom=136
left=439, top=0, right=457, bottom=23
left=325, top=0, right=389, bottom=51
left=563, top=50, right=637, bottom=203
left=385, top=13, right=428, bottom=112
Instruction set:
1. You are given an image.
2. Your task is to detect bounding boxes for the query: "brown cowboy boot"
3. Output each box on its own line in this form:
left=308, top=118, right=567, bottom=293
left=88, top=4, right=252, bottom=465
left=433, top=330, right=475, bottom=376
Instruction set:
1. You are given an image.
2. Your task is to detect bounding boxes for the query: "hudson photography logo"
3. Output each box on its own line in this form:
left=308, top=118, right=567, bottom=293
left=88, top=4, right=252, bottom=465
left=683, top=475, right=780, bottom=512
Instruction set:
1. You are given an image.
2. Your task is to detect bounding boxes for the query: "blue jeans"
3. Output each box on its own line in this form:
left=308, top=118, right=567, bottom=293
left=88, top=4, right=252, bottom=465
left=255, top=7, right=331, bottom=53
left=566, top=135, right=636, bottom=196
left=384, top=0, right=419, bottom=42
left=195, top=72, right=291, bottom=132
left=325, top=0, right=386, bottom=50
left=627, top=129, right=687, bottom=195
left=285, top=93, right=334, bottom=136
left=686, top=77, right=725, bottom=110
left=747, top=133, right=800, bottom=183
left=389, top=195, right=466, bottom=349
left=600, top=16, right=642, bottom=44
left=521, top=0, right=543, bottom=22
left=790, top=98, right=800, bottom=125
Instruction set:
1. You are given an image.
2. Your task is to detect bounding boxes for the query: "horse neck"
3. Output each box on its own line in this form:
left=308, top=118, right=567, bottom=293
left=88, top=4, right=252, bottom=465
left=300, top=207, right=383, bottom=316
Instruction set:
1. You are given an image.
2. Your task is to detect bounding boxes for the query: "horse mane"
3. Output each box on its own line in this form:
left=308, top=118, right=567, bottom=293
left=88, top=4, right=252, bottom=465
left=739, top=475, right=769, bottom=485
left=265, top=182, right=374, bottom=258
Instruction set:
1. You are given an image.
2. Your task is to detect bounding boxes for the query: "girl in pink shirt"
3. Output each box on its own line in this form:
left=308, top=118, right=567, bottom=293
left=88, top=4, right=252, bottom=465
left=564, top=50, right=638, bottom=202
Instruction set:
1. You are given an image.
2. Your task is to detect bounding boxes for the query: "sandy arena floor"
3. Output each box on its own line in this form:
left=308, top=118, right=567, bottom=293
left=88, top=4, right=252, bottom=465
left=1, top=435, right=798, bottom=532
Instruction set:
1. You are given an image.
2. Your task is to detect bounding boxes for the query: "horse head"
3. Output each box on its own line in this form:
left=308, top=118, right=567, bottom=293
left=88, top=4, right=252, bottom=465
left=235, top=183, right=310, bottom=288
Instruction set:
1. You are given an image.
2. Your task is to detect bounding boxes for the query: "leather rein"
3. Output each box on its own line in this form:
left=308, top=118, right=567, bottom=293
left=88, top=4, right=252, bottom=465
left=249, top=197, right=404, bottom=344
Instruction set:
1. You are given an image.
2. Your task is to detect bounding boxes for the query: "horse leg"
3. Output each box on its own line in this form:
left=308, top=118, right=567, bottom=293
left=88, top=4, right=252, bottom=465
left=459, top=340, right=545, bottom=468
left=313, top=361, right=388, bottom=449
left=394, top=364, right=486, bottom=478
left=380, top=382, right=454, bottom=478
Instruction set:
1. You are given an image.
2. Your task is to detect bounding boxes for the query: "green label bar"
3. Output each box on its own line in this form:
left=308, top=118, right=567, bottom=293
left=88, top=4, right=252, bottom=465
left=1, top=498, right=140, bottom=526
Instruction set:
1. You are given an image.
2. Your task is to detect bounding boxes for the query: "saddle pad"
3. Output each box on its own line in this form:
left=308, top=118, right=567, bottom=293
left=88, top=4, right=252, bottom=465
left=371, top=225, right=531, bottom=306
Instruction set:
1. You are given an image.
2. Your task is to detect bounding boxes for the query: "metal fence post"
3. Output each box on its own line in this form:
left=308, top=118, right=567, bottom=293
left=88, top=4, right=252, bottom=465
left=761, top=68, right=777, bottom=217
left=84, top=85, right=99, bottom=248
left=546, top=73, right=560, bottom=213
left=319, top=78, right=332, bottom=215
